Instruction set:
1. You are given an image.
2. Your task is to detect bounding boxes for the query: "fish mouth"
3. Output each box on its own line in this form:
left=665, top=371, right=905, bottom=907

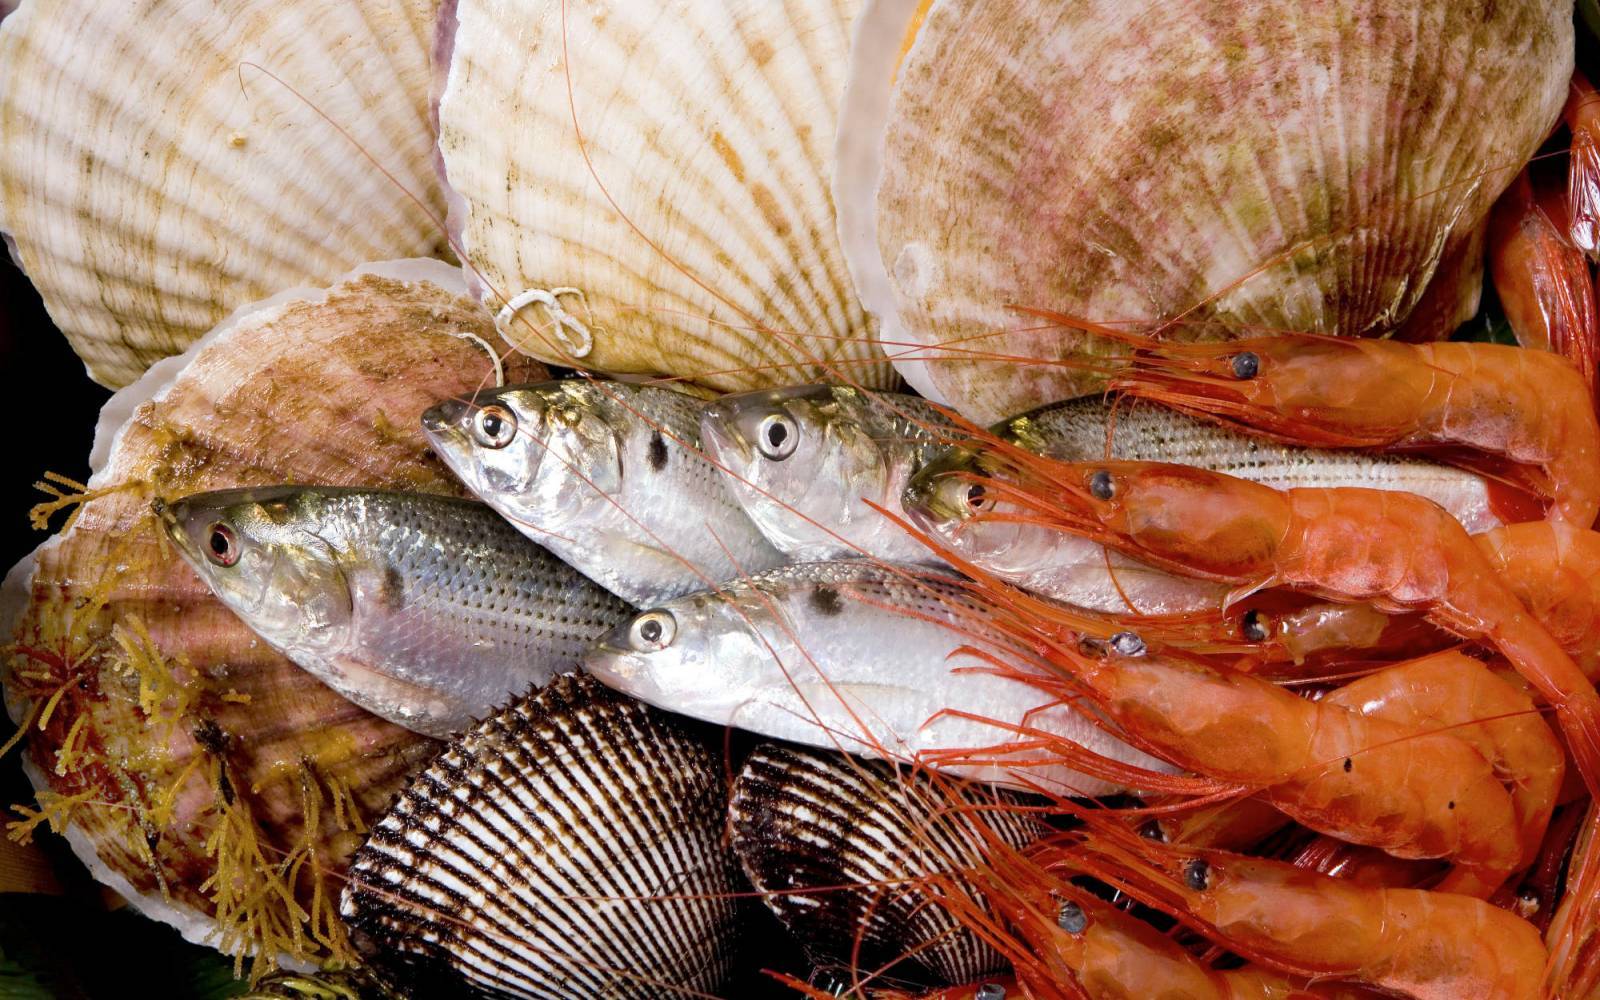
left=420, top=398, right=468, bottom=436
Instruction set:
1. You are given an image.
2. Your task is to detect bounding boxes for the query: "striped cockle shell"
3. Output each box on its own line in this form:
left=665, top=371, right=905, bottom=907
left=340, top=672, right=739, bottom=999
left=0, top=259, right=546, bottom=969
left=435, top=0, right=893, bottom=392
left=729, top=744, right=1046, bottom=985
left=837, top=0, right=1573, bottom=422
left=0, top=0, right=451, bottom=388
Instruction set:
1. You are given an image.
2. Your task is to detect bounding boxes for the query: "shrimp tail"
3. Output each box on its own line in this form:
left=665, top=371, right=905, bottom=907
left=1547, top=801, right=1600, bottom=997
left=1565, top=69, right=1600, bottom=260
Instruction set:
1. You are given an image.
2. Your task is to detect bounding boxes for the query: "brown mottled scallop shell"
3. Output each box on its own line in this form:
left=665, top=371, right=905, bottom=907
left=729, top=743, right=1046, bottom=985
left=340, top=672, right=739, bottom=999
left=0, top=259, right=545, bottom=970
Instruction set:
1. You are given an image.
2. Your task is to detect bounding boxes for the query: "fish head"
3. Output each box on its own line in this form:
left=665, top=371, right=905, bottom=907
left=159, top=488, right=353, bottom=651
left=583, top=595, right=763, bottom=721
left=701, top=385, right=897, bottom=549
left=899, top=442, right=1066, bottom=572
left=421, top=382, right=624, bottom=533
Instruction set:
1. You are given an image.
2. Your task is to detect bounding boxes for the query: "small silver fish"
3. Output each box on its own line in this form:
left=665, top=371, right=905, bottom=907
left=421, top=380, right=787, bottom=605
left=582, top=560, right=1171, bottom=795
left=700, top=385, right=956, bottom=565
left=902, top=397, right=1505, bottom=614
left=162, top=486, right=632, bottom=736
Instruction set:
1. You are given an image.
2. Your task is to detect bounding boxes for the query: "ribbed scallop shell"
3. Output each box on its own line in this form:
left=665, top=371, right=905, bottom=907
left=0, top=0, right=450, bottom=388
left=729, top=744, right=1045, bottom=985
left=340, top=672, right=738, bottom=999
left=839, top=0, right=1572, bottom=422
left=0, top=259, right=545, bottom=968
left=436, top=0, right=892, bottom=391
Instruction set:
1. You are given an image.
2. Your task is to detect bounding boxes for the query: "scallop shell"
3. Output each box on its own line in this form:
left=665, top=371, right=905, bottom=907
left=0, top=258, right=546, bottom=969
left=838, top=0, right=1572, bottom=422
left=0, top=0, right=451, bottom=388
left=729, top=744, right=1045, bottom=985
left=435, top=0, right=893, bottom=391
left=339, top=672, right=738, bottom=999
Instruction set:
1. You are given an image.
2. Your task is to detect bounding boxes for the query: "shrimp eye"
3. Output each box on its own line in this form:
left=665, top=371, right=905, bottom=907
left=1183, top=858, right=1211, bottom=891
left=1057, top=901, right=1087, bottom=934
left=1138, top=819, right=1167, bottom=842
left=627, top=610, right=677, bottom=652
left=1241, top=609, right=1270, bottom=642
left=756, top=413, right=798, bottom=460
left=1109, top=631, right=1146, bottom=657
left=1088, top=469, right=1115, bottom=500
left=205, top=522, right=239, bottom=567
left=1515, top=889, right=1540, bottom=918
left=974, top=985, right=1007, bottom=1000
left=473, top=404, right=518, bottom=449
left=1230, top=351, right=1260, bottom=379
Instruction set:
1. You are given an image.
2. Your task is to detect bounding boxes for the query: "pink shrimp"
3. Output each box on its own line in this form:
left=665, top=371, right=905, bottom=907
left=1565, top=69, right=1600, bottom=259
left=1050, top=828, right=1548, bottom=1000
left=1489, top=167, right=1599, bottom=400
left=1056, top=326, right=1600, bottom=526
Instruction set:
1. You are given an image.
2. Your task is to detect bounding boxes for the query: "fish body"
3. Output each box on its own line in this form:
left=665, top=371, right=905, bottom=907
left=163, top=486, right=632, bottom=736
left=422, top=380, right=787, bottom=605
left=583, top=560, right=1170, bottom=795
left=904, top=398, right=1504, bottom=614
left=700, top=385, right=956, bottom=565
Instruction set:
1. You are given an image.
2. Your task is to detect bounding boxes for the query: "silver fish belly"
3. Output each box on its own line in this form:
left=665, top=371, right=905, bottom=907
left=162, top=486, right=633, bottom=736
left=701, top=384, right=957, bottom=566
left=583, top=560, right=1172, bottom=795
left=421, top=380, right=787, bottom=605
left=903, top=397, right=1503, bottom=614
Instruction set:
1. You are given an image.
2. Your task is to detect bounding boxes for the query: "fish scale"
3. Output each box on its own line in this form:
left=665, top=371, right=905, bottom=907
left=163, top=486, right=633, bottom=737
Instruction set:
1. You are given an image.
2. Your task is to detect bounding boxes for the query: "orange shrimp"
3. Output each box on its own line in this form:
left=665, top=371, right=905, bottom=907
left=1027, top=637, right=1533, bottom=896
left=1049, top=829, right=1548, bottom=1000
left=1287, top=837, right=1443, bottom=890
left=1076, top=329, right=1600, bottom=526
left=1488, top=167, right=1599, bottom=400
left=917, top=457, right=1600, bottom=805
left=1150, top=650, right=1563, bottom=881
left=1565, top=69, right=1600, bottom=260
left=1475, top=520, right=1600, bottom=680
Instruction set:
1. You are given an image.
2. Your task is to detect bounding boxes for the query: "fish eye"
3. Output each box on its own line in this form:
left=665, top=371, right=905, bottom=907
left=627, top=610, right=677, bottom=652
left=204, top=522, right=239, bottom=567
left=473, top=404, right=518, bottom=449
left=966, top=482, right=989, bottom=511
left=1230, top=351, right=1260, bottom=379
left=1183, top=858, right=1211, bottom=891
left=756, top=413, right=798, bottom=461
left=1088, top=469, right=1115, bottom=500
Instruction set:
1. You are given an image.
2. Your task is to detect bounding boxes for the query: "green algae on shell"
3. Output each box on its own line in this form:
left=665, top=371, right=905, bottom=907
left=0, top=259, right=546, bottom=972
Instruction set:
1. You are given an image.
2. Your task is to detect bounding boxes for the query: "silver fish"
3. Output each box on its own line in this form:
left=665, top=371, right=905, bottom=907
left=700, top=384, right=957, bottom=566
left=902, top=397, right=1504, bottom=614
left=162, top=486, right=632, bottom=737
left=582, top=560, right=1172, bottom=795
left=421, top=380, right=787, bottom=605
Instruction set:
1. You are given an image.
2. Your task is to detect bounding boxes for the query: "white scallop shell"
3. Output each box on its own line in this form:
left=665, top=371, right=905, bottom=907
left=730, top=744, right=1044, bottom=985
left=436, top=0, right=893, bottom=392
left=838, top=0, right=1572, bottom=422
left=341, top=672, right=739, bottom=998
left=0, top=0, right=451, bottom=388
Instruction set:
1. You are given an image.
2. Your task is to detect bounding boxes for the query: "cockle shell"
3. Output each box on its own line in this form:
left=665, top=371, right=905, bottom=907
left=730, top=744, right=1045, bottom=985
left=0, top=0, right=451, bottom=388
left=340, top=673, right=739, bottom=999
left=837, top=0, right=1573, bottom=422
left=435, top=0, right=893, bottom=392
left=0, top=259, right=545, bottom=968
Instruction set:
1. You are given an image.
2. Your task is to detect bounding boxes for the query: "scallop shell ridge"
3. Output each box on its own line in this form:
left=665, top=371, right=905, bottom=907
left=436, top=0, right=891, bottom=392
left=729, top=743, right=1045, bottom=985
left=848, top=0, right=1573, bottom=422
left=341, top=672, right=739, bottom=999
left=0, top=0, right=450, bottom=387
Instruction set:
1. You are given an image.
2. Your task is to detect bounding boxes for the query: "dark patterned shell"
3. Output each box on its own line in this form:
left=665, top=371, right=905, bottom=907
left=340, top=673, right=739, bottom=999
left=729, top=744, right=1046, bottom=985
left=0, top=259, right=546, bottom=969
